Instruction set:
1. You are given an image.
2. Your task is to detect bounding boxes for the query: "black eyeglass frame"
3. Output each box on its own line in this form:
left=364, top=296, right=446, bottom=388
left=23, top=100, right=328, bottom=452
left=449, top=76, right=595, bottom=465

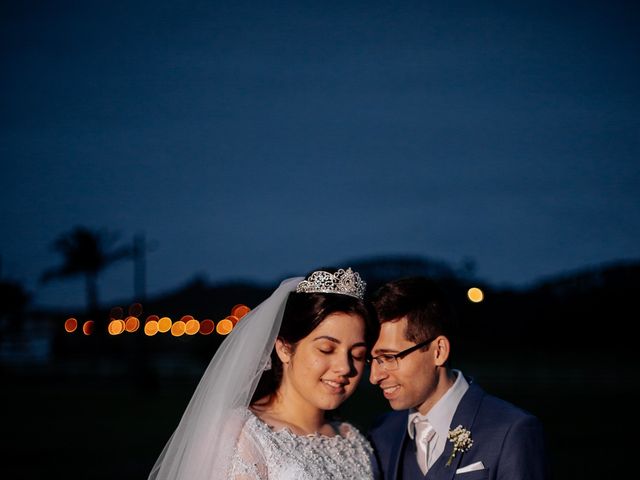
left=367, top=335, right=437, bottom=369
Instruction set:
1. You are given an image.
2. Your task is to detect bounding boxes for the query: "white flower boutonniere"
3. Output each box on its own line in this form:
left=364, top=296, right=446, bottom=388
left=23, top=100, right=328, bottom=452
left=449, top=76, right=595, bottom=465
left=446, top=425, right=473, bottom=466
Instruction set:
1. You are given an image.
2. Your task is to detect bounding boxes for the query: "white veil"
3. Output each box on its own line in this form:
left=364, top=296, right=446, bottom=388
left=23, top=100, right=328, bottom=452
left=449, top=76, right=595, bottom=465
left=148, top=276, right=303, bottom=480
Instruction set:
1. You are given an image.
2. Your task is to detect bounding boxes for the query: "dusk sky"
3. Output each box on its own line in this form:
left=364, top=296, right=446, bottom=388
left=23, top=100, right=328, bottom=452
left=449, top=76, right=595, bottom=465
left=2, top=1, right=639, bottom=309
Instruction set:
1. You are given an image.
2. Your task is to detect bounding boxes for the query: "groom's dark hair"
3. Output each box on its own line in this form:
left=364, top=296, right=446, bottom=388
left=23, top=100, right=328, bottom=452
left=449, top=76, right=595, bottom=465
left=372, top=276, right=457, bottom=347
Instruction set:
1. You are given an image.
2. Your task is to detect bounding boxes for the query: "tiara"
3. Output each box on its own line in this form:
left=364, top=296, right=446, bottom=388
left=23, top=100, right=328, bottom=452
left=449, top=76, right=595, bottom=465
left=295, top=268, right=366, bottom=299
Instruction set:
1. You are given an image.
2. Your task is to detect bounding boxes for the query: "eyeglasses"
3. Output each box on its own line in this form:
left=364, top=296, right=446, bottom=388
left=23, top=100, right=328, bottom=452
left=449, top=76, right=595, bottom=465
left=368, top=336, right=436, bottom=371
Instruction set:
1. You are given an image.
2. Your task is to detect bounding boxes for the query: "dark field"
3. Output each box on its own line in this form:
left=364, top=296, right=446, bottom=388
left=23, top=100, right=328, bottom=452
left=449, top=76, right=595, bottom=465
left=3, top=352, right=634, bottom=479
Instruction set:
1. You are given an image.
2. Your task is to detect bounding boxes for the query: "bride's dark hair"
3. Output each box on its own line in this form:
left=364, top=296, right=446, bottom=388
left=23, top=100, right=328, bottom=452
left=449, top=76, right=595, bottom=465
left=250, top=275, right=377, bottom=406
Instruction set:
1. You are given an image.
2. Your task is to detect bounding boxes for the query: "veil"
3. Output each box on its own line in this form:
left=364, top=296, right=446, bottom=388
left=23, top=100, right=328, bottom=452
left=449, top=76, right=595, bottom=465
left=148, top=276, right=303, bottom=480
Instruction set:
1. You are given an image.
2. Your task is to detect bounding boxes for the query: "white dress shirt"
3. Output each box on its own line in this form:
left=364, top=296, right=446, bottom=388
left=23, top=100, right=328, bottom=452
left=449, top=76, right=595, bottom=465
left=407, top=370, right=469, bottom=470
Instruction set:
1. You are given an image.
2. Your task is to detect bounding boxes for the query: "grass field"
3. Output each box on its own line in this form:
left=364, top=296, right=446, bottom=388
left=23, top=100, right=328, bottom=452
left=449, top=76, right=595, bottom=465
left=3, top=353, right=636, bottom=479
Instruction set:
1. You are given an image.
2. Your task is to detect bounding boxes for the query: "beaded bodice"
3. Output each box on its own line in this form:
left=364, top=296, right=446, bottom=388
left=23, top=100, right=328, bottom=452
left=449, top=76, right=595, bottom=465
left=227, top=409, right=374, bottom=479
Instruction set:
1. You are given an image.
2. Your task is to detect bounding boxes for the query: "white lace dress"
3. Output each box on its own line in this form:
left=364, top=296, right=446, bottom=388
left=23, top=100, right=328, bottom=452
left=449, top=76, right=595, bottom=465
left=227, top=409, right=374, bottom=480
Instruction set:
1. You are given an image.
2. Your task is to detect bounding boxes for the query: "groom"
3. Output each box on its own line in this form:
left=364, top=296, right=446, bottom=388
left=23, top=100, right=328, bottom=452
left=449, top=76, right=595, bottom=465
left=367, top=277, right=548, bottom=479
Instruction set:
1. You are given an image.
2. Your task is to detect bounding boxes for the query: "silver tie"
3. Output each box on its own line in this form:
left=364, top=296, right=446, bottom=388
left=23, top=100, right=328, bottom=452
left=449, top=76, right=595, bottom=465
left=414, top=418, right=436, bottom=474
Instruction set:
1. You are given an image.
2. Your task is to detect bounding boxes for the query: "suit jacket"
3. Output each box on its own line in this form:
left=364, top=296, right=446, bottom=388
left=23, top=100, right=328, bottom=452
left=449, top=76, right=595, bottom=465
left=368, top=382, right=548, bottom=480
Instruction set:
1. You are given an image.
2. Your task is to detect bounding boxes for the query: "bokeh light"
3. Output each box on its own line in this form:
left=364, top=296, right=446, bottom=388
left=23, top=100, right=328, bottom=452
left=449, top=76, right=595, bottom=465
left=108, top=319, right=125, bottom=335
left=467, top=287, right=485, bottom=303
left=144, top=320, right=159, bottom=336
left=82, top=320, right=94, bottom=335
left=125, top=316, right=140, bottom=333
left=216, top=318, right=234, bottom=335
left=129, top=303, right=143, bottom=317
left=171, top=321, right=186, bottom=337
left=64, top=318, right=78, bottom=333
left=63, top=309, right=250, bottom=338
left=158, top=317, right=172, bottom=333
left=185, top=319, right=200, bottom=335
left=231, top=304, right=251, bottom=320
left=199, top=319, right=215, bottom=335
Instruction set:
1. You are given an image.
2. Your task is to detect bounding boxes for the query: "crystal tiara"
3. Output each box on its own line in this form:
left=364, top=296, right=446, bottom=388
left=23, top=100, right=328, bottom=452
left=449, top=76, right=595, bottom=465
left=295, top=268, right=366, bottom=299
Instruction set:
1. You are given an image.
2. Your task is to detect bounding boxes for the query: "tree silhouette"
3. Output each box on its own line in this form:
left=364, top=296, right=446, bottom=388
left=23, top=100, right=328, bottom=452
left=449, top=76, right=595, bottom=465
left=0, top=279, right=30, bottom=346
left=41, top=227, right=131, bottom=315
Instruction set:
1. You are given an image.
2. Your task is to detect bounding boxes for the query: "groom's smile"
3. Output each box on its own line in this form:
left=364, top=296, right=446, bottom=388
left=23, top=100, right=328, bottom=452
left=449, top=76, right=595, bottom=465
left=369, top=317, right=440, bottom=414
left=381, top=384, right=401, bottom=398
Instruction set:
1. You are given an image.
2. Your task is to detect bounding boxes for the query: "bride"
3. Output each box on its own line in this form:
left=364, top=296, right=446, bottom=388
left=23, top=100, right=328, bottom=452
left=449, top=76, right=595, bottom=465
left=149, top=268, right=378, bottom=480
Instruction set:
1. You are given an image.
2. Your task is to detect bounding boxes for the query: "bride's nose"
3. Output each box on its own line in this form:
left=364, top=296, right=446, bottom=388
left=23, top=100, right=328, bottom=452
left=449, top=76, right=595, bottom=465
left=332, top=353, right=352, bottom=376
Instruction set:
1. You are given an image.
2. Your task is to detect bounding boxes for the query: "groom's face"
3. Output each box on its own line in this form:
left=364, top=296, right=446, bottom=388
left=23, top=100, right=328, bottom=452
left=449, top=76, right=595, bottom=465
left=369, top=317, right=438, bottom=414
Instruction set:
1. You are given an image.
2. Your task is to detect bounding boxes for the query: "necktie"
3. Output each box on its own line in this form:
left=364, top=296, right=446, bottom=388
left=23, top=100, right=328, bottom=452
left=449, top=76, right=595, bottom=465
left=414, top=418, right=436, bottom=475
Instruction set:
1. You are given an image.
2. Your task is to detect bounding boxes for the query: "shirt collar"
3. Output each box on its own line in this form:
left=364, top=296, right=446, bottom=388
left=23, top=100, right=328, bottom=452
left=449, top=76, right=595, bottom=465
left=406, top=370, right=469, bottom=439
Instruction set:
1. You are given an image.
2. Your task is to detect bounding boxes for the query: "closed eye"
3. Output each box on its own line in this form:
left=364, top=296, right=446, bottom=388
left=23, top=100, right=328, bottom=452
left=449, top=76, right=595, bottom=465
left=350, top=348, right=367, bottom=362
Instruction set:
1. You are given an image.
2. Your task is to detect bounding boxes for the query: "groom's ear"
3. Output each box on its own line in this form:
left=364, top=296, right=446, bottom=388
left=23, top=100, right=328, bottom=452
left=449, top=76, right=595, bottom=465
left=275, top=338, right=292, bottom=364
left=432, top=335, right=450, bottom=367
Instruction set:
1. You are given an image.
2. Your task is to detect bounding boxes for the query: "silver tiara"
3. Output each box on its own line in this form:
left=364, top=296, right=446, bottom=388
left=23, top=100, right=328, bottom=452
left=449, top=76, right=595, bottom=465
left=295, top=268, right=366, bottom=299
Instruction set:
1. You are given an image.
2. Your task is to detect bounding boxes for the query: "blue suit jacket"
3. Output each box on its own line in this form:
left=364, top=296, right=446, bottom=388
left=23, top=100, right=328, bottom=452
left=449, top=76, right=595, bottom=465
left=368, top=382, right=548, bottom=480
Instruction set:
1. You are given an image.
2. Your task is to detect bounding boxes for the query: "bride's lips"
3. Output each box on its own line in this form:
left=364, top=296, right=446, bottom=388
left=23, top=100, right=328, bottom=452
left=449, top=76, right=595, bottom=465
left=321, top=378, right=348, bottom=394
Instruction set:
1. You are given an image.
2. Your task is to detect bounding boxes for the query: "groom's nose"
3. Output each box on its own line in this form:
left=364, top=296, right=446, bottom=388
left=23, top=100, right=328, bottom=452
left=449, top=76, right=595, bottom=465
left=369, top=360, right=387, bottom=385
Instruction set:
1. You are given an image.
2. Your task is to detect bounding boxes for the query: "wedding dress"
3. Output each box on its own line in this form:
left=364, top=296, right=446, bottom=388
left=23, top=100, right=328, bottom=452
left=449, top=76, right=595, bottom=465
left=228, top=408, right=374, bottom=480
left=149, top=273, right=374, bottom=480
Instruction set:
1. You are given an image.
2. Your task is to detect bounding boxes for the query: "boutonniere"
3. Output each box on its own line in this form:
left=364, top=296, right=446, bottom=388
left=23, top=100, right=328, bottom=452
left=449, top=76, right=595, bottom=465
left=446, top=425, right=473, bottom=466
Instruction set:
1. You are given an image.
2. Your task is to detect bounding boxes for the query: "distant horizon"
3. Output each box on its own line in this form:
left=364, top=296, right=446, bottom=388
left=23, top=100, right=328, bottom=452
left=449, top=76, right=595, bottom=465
left=23, top=252, right=639, bottom=312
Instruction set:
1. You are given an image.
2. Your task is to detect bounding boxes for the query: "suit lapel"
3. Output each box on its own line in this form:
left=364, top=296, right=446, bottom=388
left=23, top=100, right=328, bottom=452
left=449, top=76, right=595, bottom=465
left=426, top=383, right=485, bottom=480
left=388, top=412, right=409, bottom=480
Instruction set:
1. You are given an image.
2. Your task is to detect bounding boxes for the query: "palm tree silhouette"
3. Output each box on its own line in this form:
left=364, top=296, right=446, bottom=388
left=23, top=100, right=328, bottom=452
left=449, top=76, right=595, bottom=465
left=0, top=280, right=30, bottom=346
left=41, top=227, right=132, bottom=315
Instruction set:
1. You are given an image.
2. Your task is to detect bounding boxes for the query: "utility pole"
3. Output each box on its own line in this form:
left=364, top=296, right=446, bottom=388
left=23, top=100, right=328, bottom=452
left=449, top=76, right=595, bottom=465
left=133, top=233, right=147, bottom=303
left=131, top=233, right=157, bottom=391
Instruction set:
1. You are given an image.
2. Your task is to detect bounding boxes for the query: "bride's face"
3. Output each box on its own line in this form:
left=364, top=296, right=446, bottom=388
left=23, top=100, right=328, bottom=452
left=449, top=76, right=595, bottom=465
left=276, top=312, right=367, bottom=412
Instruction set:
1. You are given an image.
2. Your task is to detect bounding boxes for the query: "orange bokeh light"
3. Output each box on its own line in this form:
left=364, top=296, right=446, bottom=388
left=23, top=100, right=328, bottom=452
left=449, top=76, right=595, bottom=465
left=129, top=303, right=143, bottom=317
left=64, top=318, right=78, bottom=333
left=158, top=317, right=172, bottom=333
left=467, top=287, right=485, bottom=303
left=180, top=315, right=194, bottom=323
left=171, top=321, right=186, bottom=337
left=82, top=320, right=94, bottom=335
left=185, top=319, right=200, bottom=335
left=199, top=319, right=215, bottom=335
left=231, top=304, right=251, bottom=319
left=125, top=316, right=140, bottom=332
left=108, top=319, right=125, bottom=335
left=146, top=314, right=159, bottom=323
left=226, top=315, right=239, bottom=326
left=216, top=318, right=234, bottom=335
left=144, top=320, right=159, bottom=336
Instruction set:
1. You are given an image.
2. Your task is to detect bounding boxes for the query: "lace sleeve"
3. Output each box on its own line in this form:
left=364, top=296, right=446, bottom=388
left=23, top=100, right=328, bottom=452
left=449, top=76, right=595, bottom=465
left=227, top=418, right=268, bottom=480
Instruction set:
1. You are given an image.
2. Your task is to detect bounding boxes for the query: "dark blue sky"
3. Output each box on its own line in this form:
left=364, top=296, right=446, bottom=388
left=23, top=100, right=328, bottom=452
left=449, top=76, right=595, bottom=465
left=2, top=0, right=639, bottom=309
